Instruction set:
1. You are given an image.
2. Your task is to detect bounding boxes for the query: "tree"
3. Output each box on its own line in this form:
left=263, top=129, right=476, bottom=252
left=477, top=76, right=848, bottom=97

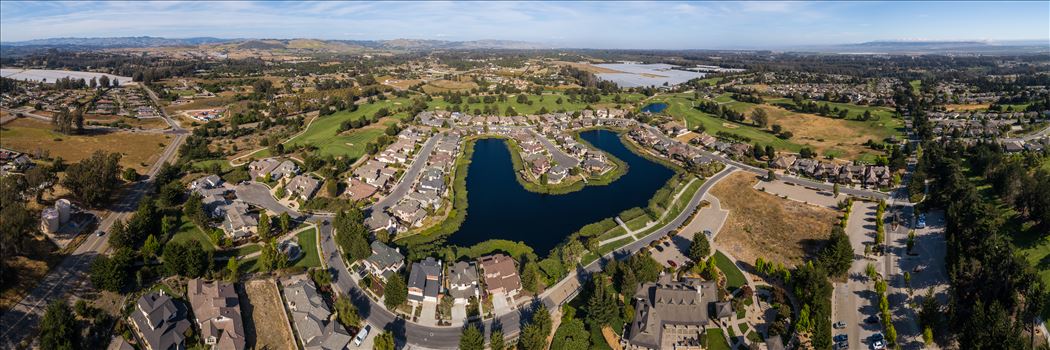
left=518, top=323, right=547, bottom=350
left=162, top=241, right=210, bottom=277
left=585, top=277, right=617, bottom=327
left=374, top=331, right=395, bottom=350
left=61, top=151, right=122, bottom=207
left=257, top=212, right=271, bottom=239
left=325, top=179, right=339, bottom=197
left=279, top=212, right=291, bottom=234
left=551, top=318, right=590, bottom=350
left=532, top=304, right=552, bottom=337
left=767, top=169, right=776, bottom=181
left=90, top=248, right=134, bottom=292
left=334, top=209, right=371, bottom=262
left=521, top=260, right=541, bottom=294
left=816, top=227, right=853, bottom=278
left=384, top=273, right=407, bottom=309
left=618, top=268, right=637, bottom=296
left=334, top=296, right=361, bottom=329
left=751, top=108, right=769, bottom=128
left=226, top=257, right=240, bottom=282
left=142, top=234, right=160, bottom=259
left=833, top=183, right=840, bottom=197
left=689, top=232, right=711, bottom=261
left=40, top=301, right=80, bottom=350
left=459, top=323, right=485, bottom=350
left=490, top=328, right=506, bottom=350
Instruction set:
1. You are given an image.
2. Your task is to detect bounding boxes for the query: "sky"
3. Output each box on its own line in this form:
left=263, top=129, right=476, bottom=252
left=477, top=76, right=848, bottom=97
left=1, top=1, right=1047, bottom=49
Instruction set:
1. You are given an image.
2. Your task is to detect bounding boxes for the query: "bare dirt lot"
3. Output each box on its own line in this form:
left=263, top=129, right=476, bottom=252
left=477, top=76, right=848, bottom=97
left=242, top=279, right=296, bottom=350
left=711, top=172, right=841, bottom=268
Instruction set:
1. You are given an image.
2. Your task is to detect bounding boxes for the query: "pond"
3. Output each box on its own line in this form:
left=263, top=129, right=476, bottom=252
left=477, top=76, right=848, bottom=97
left=641, top=103, right=668, bottom=114
left=449, top=129, right=675, bottom=255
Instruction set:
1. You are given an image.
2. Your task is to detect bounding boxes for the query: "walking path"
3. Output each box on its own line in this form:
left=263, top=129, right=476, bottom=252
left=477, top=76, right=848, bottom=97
left=598, top=177, right=699, bottom=246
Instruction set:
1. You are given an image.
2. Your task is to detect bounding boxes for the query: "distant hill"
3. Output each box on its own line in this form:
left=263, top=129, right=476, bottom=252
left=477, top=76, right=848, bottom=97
left=1, top=36, right=231, bottom=48
left=801, top=40, right=1049, bottom=54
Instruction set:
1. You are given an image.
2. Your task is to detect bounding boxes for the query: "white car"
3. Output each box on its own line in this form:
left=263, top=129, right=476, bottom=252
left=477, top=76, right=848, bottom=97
left=871, top=340, right=885, bottom=350
left=353, top=325, right=371, bottom=346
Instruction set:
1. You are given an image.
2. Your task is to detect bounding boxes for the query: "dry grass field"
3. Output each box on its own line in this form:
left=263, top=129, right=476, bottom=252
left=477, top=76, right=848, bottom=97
left=711, top=172, right=840, bottom=268
left=744, top=105, right=899, bottom=160
left=944, top=103, right=991, bottom=111
left=421, top=79, right=479, bottom=94
left=552, top=60, right=625, bottom=74
left=0, top=237, right=62, bottom=312
left=0, top=118, right=171, bottom=172
left=243, top=280, right=296, bottom=350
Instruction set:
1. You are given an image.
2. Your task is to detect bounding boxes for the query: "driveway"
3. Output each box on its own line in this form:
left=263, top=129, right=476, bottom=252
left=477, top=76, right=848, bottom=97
left=754, top=178, right=845, bottom=209
left=491, top=292, right=511, bottom=316
left=451, top=303, right=467, bottom=324
left=418, top=301, right=438, bottom=327
left=234, top=182, right=302, bottom=218
left=679, top=193, right=730, bottom=241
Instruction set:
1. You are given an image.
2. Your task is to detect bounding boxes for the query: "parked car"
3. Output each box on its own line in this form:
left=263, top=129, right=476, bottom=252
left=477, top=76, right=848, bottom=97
left=667, top=260, right=678, bottom=268
left=865, top=315, right=879, bottom=324
left=663, top=241, right=671, bottom=247
left=834, top=321, right=846, bottom=329
left=834, top=334, right=848, bottom=342
left=353, top=325, right=371, bottom=346
left=916, top=213, right=927, bottom=229
left=835, top=341, right=850, bottom=350
left=654, top=245, right=664, bottom=252
left=96, top=230, right=105, bottom=237
left=871, top=340, right=886, bottom=350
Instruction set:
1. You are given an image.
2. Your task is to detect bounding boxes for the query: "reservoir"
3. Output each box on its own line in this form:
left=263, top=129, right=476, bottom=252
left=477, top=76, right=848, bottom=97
left=449, top=129, right=675, bottom=255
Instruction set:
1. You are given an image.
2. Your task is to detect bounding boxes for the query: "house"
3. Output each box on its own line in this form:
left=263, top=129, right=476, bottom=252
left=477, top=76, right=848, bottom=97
left=187, top=279, right=246, bottom=350
left=364, top=241, right=405, bottom=281
left=407, top=257, right=443, bottom=304
left=130, top=291, right=191, bottom=350
left=448, top=261, right=480, bottom=304
left=771, top=155, right=796, bottom=169
left=548, top=164, right=569, bottom=184
left=221, top=201, right=258, bottom=240
left=623, top=277, right=718, bottom=350
left=582, top=157, right=609, bottom=174
left=190, top=175, right=223, bottom=190
left=477, top=254, right=522, bottom=297
left=283, top=279, right=352, bottom=350
left=271, top=160, right=300, bottom=180
left=248, top=158, right=280, bottom=180
left=286, top=175, right=321, bottom=201
left=345, top=178, right=378, bottom=202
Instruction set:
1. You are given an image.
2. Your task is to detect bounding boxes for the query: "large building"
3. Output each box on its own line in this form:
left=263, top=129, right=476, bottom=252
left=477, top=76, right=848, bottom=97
left=623, top=277, right=720, bottom=350
left=187, top=279, right=247, bottom=350
left=129, top=291, right=191, bottom=350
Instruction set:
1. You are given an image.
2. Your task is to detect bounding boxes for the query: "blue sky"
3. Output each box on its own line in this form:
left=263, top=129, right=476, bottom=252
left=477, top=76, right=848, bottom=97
left=1, top=1, right=1047, bottom=49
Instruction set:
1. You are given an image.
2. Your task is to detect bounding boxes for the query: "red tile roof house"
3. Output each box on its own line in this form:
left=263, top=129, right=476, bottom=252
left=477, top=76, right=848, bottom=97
left=478, top=254, right=523, bottom=298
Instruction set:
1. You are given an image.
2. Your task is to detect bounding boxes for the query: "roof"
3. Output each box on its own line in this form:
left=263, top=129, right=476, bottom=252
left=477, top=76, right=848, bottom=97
left=131, top=291, right=190, bottom=350
left=625, top=278, right=718, bottom=349
left=448, top=261, right=479, bottom=300
left=187, top=279, right=246, bottom=350
left=478, top=254, right=521, bottom=294
left=366, top=241, right=404, bottom=271
left=284, top=278, right=351, bottom=350
left=408, top=257, right=442, bottom=301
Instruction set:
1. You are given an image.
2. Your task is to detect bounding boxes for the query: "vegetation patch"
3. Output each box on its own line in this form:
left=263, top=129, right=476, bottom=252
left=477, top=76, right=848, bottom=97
left=0, top=118, right=171, bottom=172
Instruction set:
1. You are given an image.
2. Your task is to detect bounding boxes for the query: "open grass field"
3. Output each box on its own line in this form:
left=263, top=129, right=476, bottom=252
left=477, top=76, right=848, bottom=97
left=0, top=118, right=171, bottom=172
left=169, top=218, right=217, bottom=251
left=285, top=99, right=411, bottom=158
left=706, top=328, right=732, bottom=350
left=243, top=279, right=297, bottom=350
left=430, top=91, right=646, bottom=115
left=292, top=228, right=321, bottom=268
left=711, top=172, right=840, bottom=268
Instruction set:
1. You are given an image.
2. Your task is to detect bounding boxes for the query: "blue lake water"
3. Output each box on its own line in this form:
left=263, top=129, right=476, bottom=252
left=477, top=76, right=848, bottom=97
left=448, top=129, right=675, bottom=255
left=641, top=103, right=668, bottom=114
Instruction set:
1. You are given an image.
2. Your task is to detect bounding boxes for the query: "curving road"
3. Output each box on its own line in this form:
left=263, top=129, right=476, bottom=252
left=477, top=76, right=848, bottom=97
left=0, top=84, right=186, bottom=348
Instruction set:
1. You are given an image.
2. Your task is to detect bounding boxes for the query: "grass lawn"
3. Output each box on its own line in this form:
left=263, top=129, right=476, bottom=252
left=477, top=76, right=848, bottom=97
left=293, top=227, right=321, bottom=268
left=285, top=99, right=411, bottom=158
left=706, top=328, right=731, bottom=350
left=428, top=91, right=646, bottom=115
left=190, top=159, right=233, bottom=173
left=714, top=251, right=747, bottom=292
left=909, top=80, right=921, bottom=94
left=625, top=215, right=650, bottom=231
left=0, top=118, right=172, bottom=172
left=597, top=226, right=627, bottom=241
left=169, top=219, right=217, bottom=251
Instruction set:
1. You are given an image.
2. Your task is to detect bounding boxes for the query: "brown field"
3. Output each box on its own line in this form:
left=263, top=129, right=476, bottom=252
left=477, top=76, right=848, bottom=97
left=85, top=114, right=170, bottom=129
left=552, top=60, right=626, bottom=74
left=0, top=118, right=171, bottom=172
left=163, top=96, right=233, bottom=115
left=0, top=237, right=62, bottom=312
left=421, top=79, right=479, bottom=94
left=383, top=78, right=424, bottom=90
left=243, top=279, right=296, bottom=350
left=945, top=103, right=990, bottom=111
left=712, top=172, right=840, bottom=268
left=745, top=105, right=894, bottom=159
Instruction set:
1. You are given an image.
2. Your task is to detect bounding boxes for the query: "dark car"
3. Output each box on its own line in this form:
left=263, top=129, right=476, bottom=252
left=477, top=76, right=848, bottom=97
left=667, top=260, right=678, bottom=268
left=865, top=315, right=879, bottom=324
left=654, top=245, right=664, bottom=252
left=834, top=334, right=848, bottom=342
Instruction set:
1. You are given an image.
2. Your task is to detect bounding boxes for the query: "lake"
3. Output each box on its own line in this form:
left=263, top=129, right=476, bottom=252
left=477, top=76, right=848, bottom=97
left=449, top=129, right=675, bottom=255
left=641, top=103, right=668, bottom=114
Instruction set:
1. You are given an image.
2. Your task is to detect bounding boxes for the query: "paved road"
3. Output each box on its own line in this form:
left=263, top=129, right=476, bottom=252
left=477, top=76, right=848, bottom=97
left=368, top=133, right=440, bottom=214
left=0, top=84, right=185, bottom=348
left=528, top=128, right=580, bottom=168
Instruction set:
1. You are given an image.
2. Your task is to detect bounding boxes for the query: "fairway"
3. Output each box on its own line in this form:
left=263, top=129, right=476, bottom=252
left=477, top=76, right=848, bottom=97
left=285, top=99, right=410, bottom=158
